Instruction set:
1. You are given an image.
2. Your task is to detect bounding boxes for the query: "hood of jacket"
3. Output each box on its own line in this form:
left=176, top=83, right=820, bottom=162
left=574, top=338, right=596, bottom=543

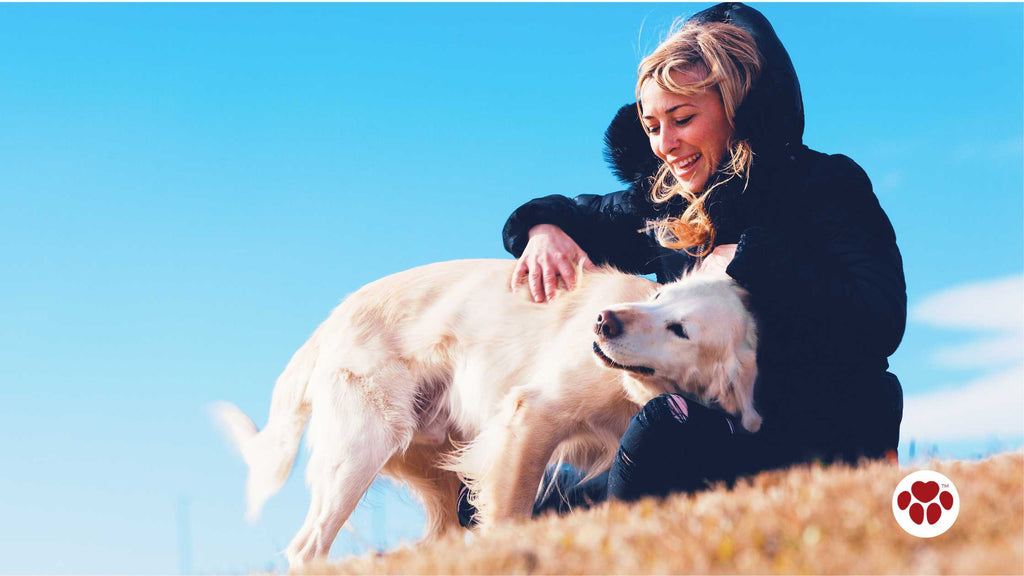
left=604, top=2, right=805, bottom=189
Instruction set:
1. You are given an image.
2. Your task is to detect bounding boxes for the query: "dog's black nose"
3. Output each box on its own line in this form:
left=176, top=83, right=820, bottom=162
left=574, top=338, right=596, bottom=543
left=595, top=310, right=623, bottom=339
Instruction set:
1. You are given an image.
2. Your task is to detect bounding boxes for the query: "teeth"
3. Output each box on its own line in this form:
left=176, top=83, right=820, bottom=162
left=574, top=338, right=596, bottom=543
left=675, top=153, right=700, bottom=171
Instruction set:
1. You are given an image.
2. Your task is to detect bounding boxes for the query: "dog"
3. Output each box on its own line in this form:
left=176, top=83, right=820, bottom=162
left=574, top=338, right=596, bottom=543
left=215, top=258, right=759, bottom=566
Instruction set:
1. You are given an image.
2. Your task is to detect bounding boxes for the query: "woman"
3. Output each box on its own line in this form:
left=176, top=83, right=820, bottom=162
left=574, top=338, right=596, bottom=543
left=461, top=2, right=906, bottom=523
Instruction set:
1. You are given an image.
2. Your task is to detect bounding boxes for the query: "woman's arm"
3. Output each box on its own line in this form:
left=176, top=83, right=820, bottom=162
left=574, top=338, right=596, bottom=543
left=503, top=189, right=663, bottom=301
left=503, top=189, right=660, bottom=270
left=726, top=155, right=907, bottom=360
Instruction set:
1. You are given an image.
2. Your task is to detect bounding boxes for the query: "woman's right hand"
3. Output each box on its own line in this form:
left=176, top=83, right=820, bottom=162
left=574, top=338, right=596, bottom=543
left=510, top=224, right=596, bottom=302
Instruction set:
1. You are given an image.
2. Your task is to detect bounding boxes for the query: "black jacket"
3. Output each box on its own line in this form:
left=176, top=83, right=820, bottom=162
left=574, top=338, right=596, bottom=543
left=502, top=3, right=906, bottom=463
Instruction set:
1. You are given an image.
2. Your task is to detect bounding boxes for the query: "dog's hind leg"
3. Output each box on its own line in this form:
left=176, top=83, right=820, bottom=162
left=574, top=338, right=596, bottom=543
left=285, top=370, right=417, bottom=567
left=382, top=441, right=463, bottom=540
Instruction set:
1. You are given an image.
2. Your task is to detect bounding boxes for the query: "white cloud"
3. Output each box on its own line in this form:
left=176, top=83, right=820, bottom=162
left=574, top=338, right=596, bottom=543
left=903, top=275, right=1024, bottom=445
left=911, top=275, right=1024, bottom=332
left=900, top=366, right=1024, bottom=442
left=931, top=334, right=1024, bottom=370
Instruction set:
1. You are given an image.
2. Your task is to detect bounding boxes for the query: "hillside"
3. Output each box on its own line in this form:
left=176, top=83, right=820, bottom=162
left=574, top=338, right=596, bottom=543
left=308, top=452, right=1022, bottom=575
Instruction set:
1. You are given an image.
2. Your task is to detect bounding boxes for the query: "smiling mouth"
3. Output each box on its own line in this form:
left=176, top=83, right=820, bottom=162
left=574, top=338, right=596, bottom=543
left=671, top=153, right=701, bottom=174
left=592, top=342, right=655, bottom=375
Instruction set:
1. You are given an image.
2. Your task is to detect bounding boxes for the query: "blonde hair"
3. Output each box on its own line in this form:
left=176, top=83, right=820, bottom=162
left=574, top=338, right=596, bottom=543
left=636, top=21, right=761, bottom=256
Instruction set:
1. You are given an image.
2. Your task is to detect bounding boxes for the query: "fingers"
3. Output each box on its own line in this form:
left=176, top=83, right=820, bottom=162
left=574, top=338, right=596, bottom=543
left=522, top=256, right=562, bottom=303
left=511, top=228, right=596, bottom=302
left=699, top=243, right=739, bottom=276
left=711, top=243, right=738, bottom=260
left=553, top=254, right=577, bottom=292
left=528, top=261, right=545, bottom=302
left=510, top=257, right=528, bottom=292
left=541, top=264, right=558, bottom=302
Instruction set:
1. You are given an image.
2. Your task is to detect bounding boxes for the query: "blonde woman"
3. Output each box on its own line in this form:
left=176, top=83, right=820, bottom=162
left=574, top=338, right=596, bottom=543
left=460, top=3, right=906, bottom=522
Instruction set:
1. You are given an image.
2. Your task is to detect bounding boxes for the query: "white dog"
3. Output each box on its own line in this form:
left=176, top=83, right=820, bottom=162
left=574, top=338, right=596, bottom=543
left=215, top=259, right=759, bottom=566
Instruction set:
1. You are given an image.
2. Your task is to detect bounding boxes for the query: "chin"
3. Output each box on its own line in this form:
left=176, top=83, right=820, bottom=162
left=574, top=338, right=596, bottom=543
left=670, top=170, right=707, bottom=194
left=678, top=177, right=708, bottom=195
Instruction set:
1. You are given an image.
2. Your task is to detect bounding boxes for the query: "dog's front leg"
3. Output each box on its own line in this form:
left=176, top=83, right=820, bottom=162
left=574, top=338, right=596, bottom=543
left=476, top=388, right=567, bottom=525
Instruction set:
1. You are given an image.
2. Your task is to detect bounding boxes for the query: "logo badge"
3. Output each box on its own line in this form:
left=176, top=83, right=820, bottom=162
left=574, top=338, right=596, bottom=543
left=892, top=470, right=959, bottom=538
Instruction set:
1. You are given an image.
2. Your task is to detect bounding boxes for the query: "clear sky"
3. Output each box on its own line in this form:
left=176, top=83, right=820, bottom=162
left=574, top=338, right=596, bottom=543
left=0, top=3, right=1021, bottom=574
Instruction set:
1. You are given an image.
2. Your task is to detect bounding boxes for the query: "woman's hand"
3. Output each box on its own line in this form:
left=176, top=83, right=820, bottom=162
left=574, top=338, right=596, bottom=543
left=511, top=224, right=596, bottom=302
left=698, top=243, right=738, bottom=276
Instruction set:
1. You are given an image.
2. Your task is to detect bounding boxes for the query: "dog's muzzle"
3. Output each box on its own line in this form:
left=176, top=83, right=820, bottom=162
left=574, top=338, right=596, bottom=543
left=592, top=342, right=654, bottom=375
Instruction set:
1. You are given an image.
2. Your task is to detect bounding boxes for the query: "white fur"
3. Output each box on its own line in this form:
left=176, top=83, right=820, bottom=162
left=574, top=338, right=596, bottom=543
left=214, top=259, right=759, bottom=567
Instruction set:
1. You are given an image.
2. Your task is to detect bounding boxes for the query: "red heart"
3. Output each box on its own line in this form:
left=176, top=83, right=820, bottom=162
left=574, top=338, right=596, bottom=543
left=912, top=480, right=940, bottom=503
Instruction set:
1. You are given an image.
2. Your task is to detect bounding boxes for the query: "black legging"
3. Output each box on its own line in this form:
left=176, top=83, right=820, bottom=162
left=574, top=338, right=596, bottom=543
left=608, top=392, right=748, bottom=500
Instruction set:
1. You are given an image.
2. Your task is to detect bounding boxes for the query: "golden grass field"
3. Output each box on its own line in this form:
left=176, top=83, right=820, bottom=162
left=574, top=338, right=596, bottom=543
left=302, top=451, right=1023, bottom=575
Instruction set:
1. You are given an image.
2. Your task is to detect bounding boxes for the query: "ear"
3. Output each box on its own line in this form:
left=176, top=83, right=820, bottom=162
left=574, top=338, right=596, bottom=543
left=731, top=347, right=761, bottom=433
left=704, top=343, right=757, bottom=432
left=703, top=301, right=761, bottom=432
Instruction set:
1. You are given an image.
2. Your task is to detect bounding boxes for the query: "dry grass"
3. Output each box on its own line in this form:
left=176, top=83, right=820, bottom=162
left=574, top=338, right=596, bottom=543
left=306, top=451, right=1023, bottom=575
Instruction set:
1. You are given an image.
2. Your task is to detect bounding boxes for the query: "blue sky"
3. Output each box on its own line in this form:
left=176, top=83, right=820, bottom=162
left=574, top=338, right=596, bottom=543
left=0, top=3, right=1021, bottom=574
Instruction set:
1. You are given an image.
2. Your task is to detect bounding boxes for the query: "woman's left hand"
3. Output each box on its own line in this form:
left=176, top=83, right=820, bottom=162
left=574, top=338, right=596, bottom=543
left=699, top=243, right=738, bottom=276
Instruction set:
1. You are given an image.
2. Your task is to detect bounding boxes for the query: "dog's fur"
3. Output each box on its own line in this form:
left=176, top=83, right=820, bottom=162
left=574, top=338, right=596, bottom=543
left=215, top=259, right=759, bottom=566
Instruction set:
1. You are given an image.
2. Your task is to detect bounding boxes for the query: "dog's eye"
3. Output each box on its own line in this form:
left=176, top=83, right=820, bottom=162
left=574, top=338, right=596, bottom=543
left=653, top=292, right=661, bottom=301
left=667, top=323, right=688, bottom=339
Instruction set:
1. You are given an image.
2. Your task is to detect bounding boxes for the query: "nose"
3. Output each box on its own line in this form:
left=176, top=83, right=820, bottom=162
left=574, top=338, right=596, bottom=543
left=654, top=126, right=678, bottom=159
left=595, top=310, right=623, bottom=339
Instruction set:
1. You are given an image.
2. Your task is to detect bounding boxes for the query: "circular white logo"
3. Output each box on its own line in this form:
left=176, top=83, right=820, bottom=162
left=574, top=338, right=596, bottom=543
left=892, top=470, right=959, bottom=538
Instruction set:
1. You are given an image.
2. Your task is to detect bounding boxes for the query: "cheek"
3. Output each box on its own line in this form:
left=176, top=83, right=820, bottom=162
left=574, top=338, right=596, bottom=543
left=712, top=125, right=734, bottom=158
left=648, top=135, right=665, bottom=160
left=651, top=337, right=698, bottom=368
left=627, top=332, right=677, bottom=366
left=689, top=118, right=730, bottom=158
left=695, top=126, right=723, bottom=155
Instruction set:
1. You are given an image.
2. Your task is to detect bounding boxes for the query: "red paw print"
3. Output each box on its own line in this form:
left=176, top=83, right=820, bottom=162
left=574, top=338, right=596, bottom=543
left=893, top=470, right=959, bottom=538
left=896, top=480, right=954, bottom=525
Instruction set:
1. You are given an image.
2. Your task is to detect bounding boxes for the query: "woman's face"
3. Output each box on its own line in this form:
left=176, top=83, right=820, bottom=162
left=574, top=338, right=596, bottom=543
left=640, top=68, right=733, bottom=194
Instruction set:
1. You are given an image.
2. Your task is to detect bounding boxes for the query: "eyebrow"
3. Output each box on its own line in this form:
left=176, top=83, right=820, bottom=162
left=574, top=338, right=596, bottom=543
left=641, top=103, right=696, bottom=119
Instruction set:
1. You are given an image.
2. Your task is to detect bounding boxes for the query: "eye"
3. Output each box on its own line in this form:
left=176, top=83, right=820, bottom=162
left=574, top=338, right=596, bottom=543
left=667, top=323, right=688, bottom=339
left=644, top=124, right=660, bottom=135
left=674, top=115, right=695, bottom=126
left=652, top=292, right=661, bottom=301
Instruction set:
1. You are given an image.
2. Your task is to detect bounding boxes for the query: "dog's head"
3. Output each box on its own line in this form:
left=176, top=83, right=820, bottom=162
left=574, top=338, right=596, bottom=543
left=592, top=272, right=761, bottom=432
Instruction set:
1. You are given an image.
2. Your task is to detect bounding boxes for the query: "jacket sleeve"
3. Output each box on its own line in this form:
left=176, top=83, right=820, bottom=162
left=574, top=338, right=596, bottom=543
left=726, top=155, right=907, bottom=360
left=501, top=188, right=663, bottom=275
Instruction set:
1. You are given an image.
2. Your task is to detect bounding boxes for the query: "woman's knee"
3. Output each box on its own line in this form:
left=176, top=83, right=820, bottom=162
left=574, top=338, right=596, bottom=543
left=609, top=394, right=695, bottom=499
left=610, top=394, right=741, bottom=501
left=622, top=394, right=693, bottom=448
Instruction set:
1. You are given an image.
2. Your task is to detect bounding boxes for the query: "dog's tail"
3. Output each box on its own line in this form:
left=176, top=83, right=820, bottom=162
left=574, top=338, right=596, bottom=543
left=212, top=330, right=318, bottom=522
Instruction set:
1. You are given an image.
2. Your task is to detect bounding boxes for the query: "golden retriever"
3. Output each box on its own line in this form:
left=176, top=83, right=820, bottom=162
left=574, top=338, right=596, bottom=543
left=214, top=258, right=759, bottom=566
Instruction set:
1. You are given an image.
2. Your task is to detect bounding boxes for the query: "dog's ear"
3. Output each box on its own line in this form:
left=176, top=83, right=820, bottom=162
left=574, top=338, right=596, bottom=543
left=730, top=347, right=761, bottom=432
left=707, top=308, right=761, bottom=432
left=734, top=310, right=761, bottom=432
left=708, top=343, right=760, bottom=433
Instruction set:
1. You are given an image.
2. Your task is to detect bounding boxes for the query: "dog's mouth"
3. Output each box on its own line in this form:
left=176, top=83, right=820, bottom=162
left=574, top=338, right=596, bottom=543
left=592, top=342, right=655, bottom=375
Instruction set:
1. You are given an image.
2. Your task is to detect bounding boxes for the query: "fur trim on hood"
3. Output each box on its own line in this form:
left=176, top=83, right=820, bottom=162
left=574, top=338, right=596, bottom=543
left=602, top=103, right=661, bottom=190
